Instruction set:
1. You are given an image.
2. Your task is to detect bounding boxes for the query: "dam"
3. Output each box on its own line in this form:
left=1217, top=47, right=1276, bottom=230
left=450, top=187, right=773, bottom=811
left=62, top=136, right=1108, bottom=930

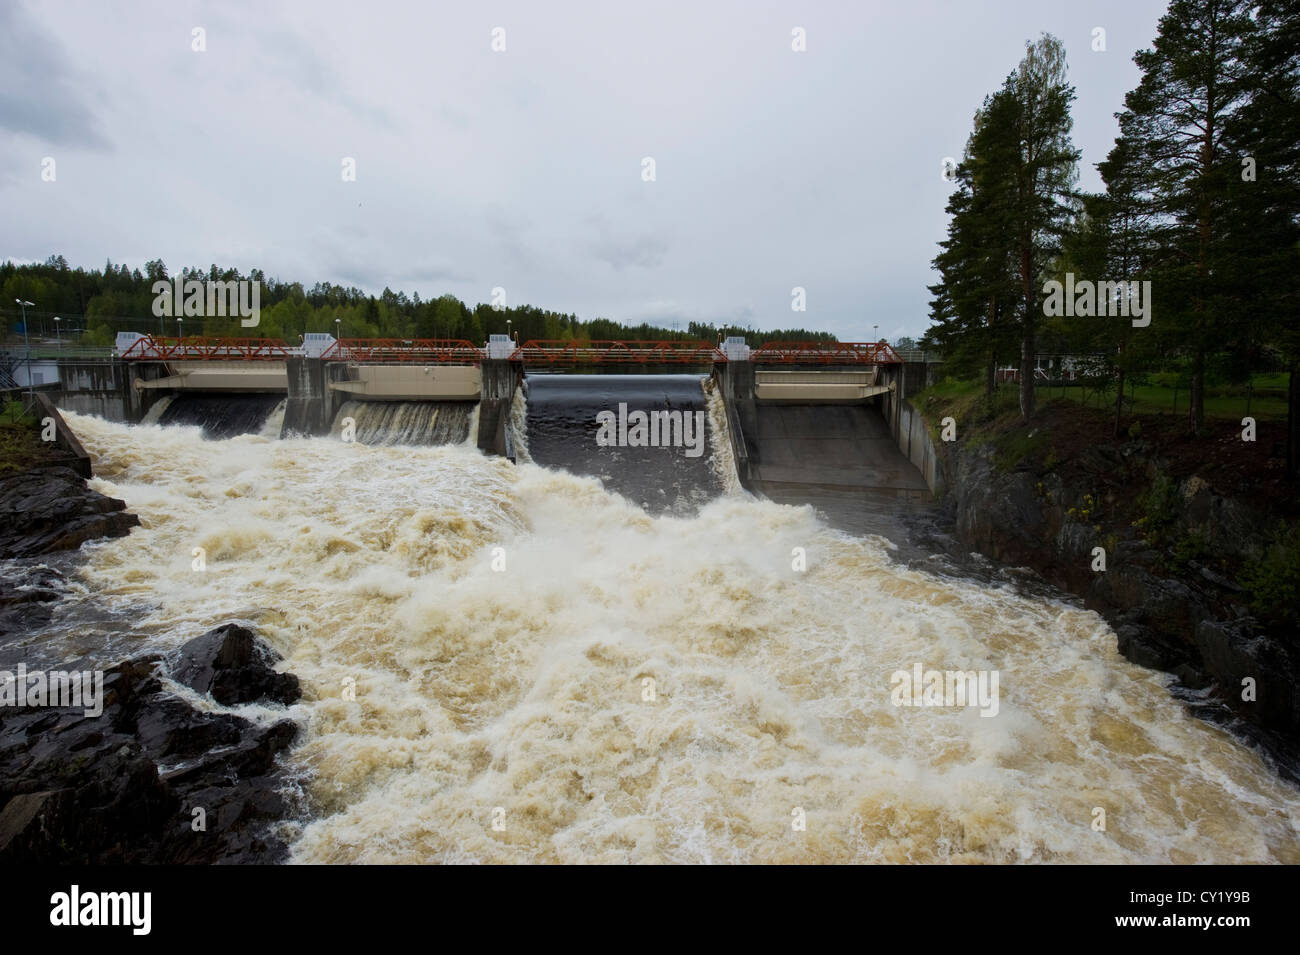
left=37, top=333, right=945, bottom=527
left=11, top=335, right=1300, bottom=864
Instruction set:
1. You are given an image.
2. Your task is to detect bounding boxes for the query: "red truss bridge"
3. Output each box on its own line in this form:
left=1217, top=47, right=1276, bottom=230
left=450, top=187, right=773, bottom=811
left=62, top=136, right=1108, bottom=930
left=115, top=336, right=908, bottom=365
left=750, top=341, right=903, bottom=364
left=120, top=337, right=293, bottom=361
left=508, top=340, right=727, bottom=364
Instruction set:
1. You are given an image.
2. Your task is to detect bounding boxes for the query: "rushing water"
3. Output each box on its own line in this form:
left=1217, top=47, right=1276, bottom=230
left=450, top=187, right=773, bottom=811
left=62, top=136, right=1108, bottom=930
left=154, top=393, right=286, bottom=438
left=330, top=400, right=479, bottom=447
left=524, top=374, right=722, bottom=515
left=35, top=406, right=1300, bottom=863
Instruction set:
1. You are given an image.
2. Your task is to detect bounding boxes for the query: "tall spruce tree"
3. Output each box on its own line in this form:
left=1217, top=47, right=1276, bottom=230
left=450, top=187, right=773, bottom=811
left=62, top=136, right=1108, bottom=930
left=1226, top=0, right=1300, bottom=476
left=1005, top=35, right=1081, bottom=420
left=927, top=35, right=1079, bottom=419
left=1112, top=0, right=1257, bottom=434
left=927, top=90, right=1022, bottom=395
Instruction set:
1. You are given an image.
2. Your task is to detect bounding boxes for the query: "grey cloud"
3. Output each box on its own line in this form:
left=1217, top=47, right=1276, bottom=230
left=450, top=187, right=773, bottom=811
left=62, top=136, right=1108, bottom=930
left=252, top=26, right=394, bottom=130
left=587, top=218, right=669, bottom=271
left=0, top=4, right=111, bottom=148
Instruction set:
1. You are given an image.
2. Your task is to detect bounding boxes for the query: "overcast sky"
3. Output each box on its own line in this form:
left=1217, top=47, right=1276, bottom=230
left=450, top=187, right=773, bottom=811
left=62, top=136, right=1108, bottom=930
left=1, top=0, right=1169, bottom=341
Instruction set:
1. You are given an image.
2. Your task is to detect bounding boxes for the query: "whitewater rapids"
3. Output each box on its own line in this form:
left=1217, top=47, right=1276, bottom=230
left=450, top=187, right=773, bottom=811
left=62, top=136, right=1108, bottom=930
left=51, top=411, right=1300, bottom=863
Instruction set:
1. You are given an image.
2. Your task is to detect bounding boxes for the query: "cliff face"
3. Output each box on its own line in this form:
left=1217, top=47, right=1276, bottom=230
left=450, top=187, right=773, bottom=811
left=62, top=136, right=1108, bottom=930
left=931, top=415, right=1299, bottom=779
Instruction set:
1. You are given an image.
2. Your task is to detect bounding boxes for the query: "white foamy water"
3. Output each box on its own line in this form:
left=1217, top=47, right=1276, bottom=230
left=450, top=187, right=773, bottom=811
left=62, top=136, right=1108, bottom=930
left=703, top=376, right=743, bottom=497
left=508, top=386, right=531, bottom=464
left=259, top=399, right=287, bottom=439
left=57, top=411, right=1300, bottom=863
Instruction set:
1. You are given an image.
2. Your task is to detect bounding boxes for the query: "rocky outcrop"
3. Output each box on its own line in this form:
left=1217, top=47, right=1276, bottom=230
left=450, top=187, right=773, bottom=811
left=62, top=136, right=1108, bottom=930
left=939, top=438, right=1300, bottom=779
left=0, top=466, right=138, bottom=559
left=173, top=623, right=302, bottom=707
left=0, top=623, right=302, bottom=864
left=0, top=564, right=68, bottom=639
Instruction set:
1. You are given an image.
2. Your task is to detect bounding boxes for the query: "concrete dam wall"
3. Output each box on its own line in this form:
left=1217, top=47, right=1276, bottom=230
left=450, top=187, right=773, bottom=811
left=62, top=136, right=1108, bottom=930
left=713, top=359, right=941, bottom=535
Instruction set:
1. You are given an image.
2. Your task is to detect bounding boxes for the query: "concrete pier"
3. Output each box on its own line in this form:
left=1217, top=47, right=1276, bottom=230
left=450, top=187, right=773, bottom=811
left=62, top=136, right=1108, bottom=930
left=476, top=360, right=521, bottom=458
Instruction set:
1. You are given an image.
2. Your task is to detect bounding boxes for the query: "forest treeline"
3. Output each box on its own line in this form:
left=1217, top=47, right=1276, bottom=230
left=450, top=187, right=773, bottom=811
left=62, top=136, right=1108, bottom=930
left=923, top=0, right=1298, bottom=469
left=0, top=256, right=833, bottom=349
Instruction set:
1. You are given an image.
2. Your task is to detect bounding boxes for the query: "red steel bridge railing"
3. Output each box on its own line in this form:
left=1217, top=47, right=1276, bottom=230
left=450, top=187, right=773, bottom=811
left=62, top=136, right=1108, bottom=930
left=120, top=336, right=292, bottom=361
left=751, top=341, right=903, bottom=364
left=508, top=340, right=727, bottom=364
left=117, top=336, right=908, bottom=365
left=320, top=339, right=484, bottom=363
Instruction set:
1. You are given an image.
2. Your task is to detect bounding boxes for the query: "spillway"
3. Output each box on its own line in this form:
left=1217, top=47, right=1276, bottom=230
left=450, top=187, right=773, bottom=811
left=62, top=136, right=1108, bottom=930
left=330, top=400, right=478, bottom=446
left=150, top=393, right=286, bottom=438
left=742, top=402, right=933, bottom=539
left=523, top=374, right=728, bottom=514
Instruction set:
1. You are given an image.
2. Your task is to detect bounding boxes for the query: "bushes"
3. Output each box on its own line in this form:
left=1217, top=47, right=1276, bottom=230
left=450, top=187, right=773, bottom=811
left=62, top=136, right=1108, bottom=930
left=1132, top=475, right=1179, bottom=546
left=1241, top=524, right=1300, bottom=632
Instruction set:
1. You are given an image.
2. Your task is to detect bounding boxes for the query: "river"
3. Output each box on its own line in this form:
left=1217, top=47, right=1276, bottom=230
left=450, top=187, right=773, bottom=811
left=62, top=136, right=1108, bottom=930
left=26, top=382, right=1300, bottom=863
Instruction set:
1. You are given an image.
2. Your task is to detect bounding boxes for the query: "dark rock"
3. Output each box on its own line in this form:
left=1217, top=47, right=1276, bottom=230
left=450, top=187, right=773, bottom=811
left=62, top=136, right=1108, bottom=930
left=1089, top=564, right=1210, bottom=640
left=0, top=467, right=138, bottom=560
left=1114, top=623, right=1185, bottom=673
left=1193, top=619, right=1300, bottom=737
left=173, top=623, right=301, bottom=706
left=0, top=622, right=303, bottom=864
left=0, top=564, right=68, bottom=637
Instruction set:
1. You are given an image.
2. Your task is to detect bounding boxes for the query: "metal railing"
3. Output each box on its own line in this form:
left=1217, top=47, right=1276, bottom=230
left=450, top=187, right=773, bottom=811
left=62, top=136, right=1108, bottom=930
left=509, top=340, right=727, bottom=364
left=751, top=341, right=904, bottom=364
left=321, top=339, right=484, bottom=363
left=120, top=336, right=292, bottom=361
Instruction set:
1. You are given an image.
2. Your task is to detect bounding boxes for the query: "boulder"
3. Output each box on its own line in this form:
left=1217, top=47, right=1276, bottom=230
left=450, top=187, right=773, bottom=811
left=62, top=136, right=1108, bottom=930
left=173, top=623, right=301, bottom=706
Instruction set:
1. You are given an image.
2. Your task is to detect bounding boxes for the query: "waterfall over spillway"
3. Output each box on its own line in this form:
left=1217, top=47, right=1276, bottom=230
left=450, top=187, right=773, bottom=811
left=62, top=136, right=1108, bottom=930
left=153, top=393, right=285, bottom=438
left=330, top=400, right=476, bottom=446
left=523, top=374, right=731, bottom=515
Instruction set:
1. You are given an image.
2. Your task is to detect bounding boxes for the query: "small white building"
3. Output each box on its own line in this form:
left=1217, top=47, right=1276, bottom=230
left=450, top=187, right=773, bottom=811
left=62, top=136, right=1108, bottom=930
left=299, top=333, right=337, bottom=357
left=486, top=334, right=516, bottom=360
left=721, top=336, right=750, bottom=361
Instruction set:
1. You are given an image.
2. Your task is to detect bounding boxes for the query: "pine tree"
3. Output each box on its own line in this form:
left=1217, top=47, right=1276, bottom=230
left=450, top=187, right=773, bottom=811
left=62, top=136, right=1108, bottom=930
left=1003, top=35, right=1081, bottom=420
left=1226, top=0, right=1300, bottom=475
left=1113, top=0, right=1257, bottom=434
left=926, top=35, right=1079, bottom=419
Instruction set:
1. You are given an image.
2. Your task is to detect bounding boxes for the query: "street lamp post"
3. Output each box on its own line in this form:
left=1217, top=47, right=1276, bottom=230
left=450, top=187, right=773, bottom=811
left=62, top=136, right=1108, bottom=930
left=873, top=324, right=879, bottom=342
left=15, top=299, right=35, bottom=406
left=54, top=317, right=61, bottom=350
left=335, top=318, right=341, bottom=340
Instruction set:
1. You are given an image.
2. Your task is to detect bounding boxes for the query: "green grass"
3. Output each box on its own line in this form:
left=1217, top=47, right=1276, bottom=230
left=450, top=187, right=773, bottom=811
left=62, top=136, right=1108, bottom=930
left=992, top=425, right=1051, bottom=471
left=923, top=377, right=981, bottom=400
left=0, top=418, right=45, bottom=475
left=2, top=400, right=38, bottom=426
left=1033, top=377, right=1287, bottom=420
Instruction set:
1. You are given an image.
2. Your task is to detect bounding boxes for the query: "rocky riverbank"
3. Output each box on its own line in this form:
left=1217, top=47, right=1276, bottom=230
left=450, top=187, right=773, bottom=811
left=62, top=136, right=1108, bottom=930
left=0, top=623, right=303, bottom=863
left=0, top=466, right=138, bottom=559
left=0, top=438, right=306, bottom=863
left=920, top=393, right=1300, bottom=781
